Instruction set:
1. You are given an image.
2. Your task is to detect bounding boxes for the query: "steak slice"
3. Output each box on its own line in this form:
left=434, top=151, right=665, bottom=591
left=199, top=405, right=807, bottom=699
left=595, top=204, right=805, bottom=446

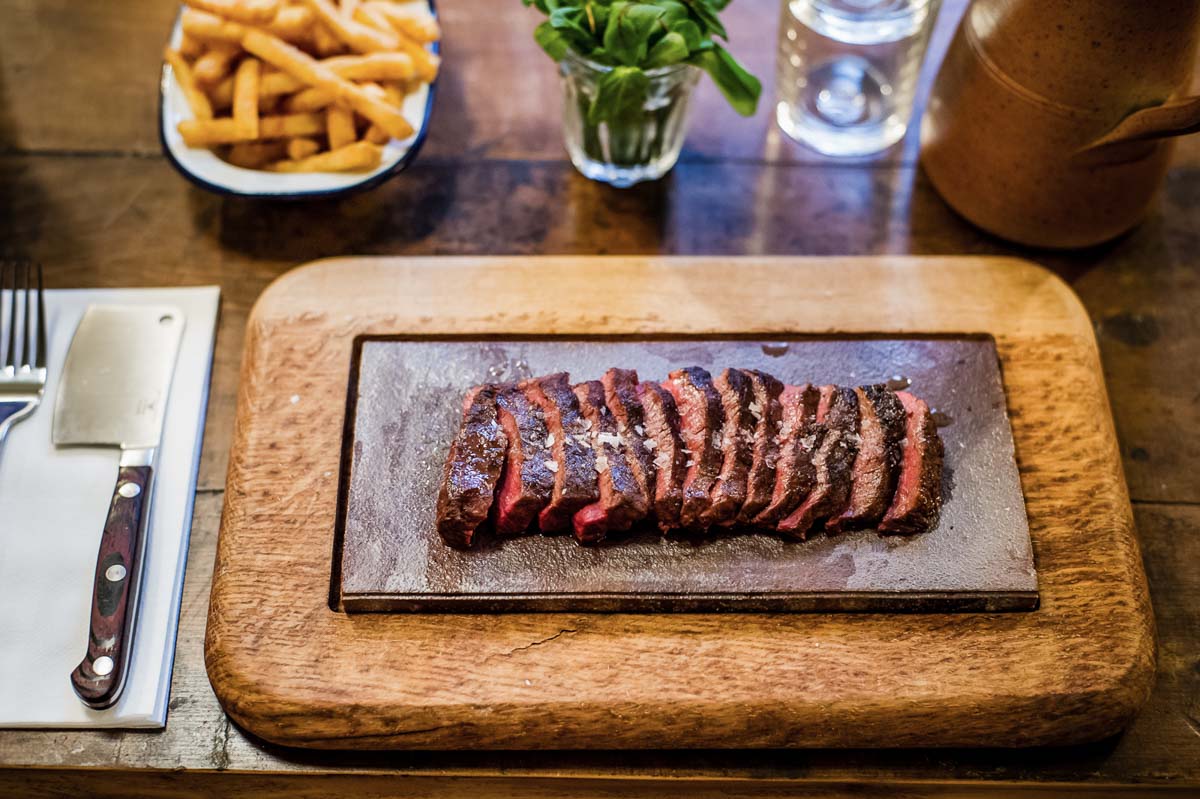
left=520, top=373, right=598, bottom=533
left=827, top=385, right=907, bottom=532
left=880, top=391, right=945, bottom=534
left=703, top=368, right=756, bottom=526
left=736, top=369, right=785, bottom=524
left=436, top=384, right=508, bottom=549
left=601, top=368, right=657, bottom=513
left=492, top=386, right=557, bottom=536
left=777, top=385, right=860, bottom=539
left=663, top=367, right=724, bottom=531
left=752, top=383, right=820, bottom=527
left=638, top=381, right=686, bottom=530
left=572, top=380, right=650, bottom=542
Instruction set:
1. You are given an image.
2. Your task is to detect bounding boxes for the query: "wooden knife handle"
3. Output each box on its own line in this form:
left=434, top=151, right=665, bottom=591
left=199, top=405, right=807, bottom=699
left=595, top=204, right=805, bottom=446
left=70, top=464, right=152, bottom=709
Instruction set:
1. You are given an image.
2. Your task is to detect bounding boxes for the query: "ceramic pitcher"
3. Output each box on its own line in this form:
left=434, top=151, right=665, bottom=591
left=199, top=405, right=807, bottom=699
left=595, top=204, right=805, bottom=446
left=920, top=0, right=1200, bottom=248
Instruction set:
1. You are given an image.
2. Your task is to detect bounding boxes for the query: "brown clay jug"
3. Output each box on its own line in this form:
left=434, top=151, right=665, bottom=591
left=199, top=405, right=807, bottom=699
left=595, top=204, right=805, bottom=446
left=920, top=0, right=1200, bottom=248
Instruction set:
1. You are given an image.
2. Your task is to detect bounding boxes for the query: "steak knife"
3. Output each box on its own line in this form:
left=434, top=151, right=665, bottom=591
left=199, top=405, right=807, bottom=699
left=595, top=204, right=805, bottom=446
left=53, top=305, right=185, bottom=709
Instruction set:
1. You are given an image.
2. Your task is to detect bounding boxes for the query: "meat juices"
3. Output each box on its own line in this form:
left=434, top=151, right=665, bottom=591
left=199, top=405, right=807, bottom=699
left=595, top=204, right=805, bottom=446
left=735, top=369, right=785, bottom=524
left=753, top=384, right=820, bottom=526
left=880, top=391, right=945, bottom=534
left=520, top=373, right=598, bottom=533
left=572, top=380, right=650, bottom=542
left=704, top=368, right=756, bottom=526
left=637, top=382, right=686, bottom=530
left=492, top=386, right=556, bottom=536
left=828, top=385, right=906, bottom=532
left=436, top=384, right=509, bottom=549
left=662, top=367, right=725, bottom=531
left=776, top=385, right=860, bottom=539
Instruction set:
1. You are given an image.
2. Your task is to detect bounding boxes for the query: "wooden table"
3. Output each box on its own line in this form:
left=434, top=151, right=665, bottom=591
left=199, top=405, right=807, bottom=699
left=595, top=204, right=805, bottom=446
left=1, top=0, right=1197, bottom=795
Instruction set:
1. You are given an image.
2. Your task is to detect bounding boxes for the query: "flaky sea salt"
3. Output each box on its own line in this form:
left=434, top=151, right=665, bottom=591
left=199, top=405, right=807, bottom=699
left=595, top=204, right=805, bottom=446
left=594, top=455, right=609, bottom=473
left=544, top=460, right=559, bottom=473
left=545, top=432, right=555, bottom=448
left=634, top=424, right=645, bottom=436
left=643, top=438, right=657, bottom=451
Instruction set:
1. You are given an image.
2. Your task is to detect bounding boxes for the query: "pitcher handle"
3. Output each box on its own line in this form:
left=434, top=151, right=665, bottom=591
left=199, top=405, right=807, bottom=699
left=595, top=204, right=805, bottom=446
left=1079, top=95, right=1200, bottom=153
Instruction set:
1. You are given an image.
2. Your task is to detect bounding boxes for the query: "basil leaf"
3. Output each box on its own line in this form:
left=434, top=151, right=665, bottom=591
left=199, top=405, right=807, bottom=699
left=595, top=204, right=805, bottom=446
left=588, top=65, right=651, bottom=122
left=668, top=18, right=703, bottom=51
left=645, top=31, right=689, bottom=67
left=689, top=44, right=761, bottom=116
left=533, top=20, right=574, bottom=60
left=603, top=2, right=667, bottom=66
left=682, top=0, right=727, bottom=39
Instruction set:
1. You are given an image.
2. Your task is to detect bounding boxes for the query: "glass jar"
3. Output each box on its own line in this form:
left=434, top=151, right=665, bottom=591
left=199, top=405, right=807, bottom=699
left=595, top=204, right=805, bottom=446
left=559, top=51, right=702, bottom=188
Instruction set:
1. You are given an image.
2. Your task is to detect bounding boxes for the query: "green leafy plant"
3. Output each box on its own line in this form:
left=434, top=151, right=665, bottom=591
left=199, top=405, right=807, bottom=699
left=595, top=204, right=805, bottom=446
left=522, top=0, right=762, bottom=123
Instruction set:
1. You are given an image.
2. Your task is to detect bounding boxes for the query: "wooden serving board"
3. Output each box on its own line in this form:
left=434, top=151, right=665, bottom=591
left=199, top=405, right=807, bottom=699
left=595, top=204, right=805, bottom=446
left=338, top=336, right=1038, bottom=612
left=206, top=256, right=1154, bottom=750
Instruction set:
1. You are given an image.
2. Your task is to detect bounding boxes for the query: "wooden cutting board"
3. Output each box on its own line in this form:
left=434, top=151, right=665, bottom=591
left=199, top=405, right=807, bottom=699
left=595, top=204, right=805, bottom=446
left=205, top=256, right=1154, bottom=750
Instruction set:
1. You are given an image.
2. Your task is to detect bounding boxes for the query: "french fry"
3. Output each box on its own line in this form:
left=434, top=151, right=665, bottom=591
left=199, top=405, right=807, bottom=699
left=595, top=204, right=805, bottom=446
left=225, top=140, right=288, bottom=168
left=164, top=47, right=214, bottom=120
left=351, top=3, right=393, bottom=35
left=363, top=1, right=440, bottom=44
left=326, top=105, right=356, bottom=149
left=393, top=31, right=439, bottom=83
left=179, top=33, right=205, bottom=58
left=363, top=124, right=389, bottom=144
left=298, top=0, right=398, bottom=53
left=310, top=21, right=346, bottom=56
left=232, top=57, right=261, bottom=138
left=265, top=5, right=316, bottom=41
left=180, top=8, right=246, bottom=45
left=268, top=140, right=382, bottom=172
left=284, top=86, right=335, bottom=112
left=185, top=0, right=281, bottom=25
left=179, top=112, right=324, bottom=145
left=286, top=137, right=322, bottom=159
left=319, top=52, right=414, bottom=81
left=340, top=0, right=360, bottom=16
left=241, top=29, right=414, bottom=139
left=192, top=44, right=241, bottom=85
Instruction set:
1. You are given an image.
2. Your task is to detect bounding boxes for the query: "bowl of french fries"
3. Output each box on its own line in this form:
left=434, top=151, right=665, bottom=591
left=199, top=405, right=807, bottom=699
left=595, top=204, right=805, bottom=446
left=160, top=0, right=440, bottom=198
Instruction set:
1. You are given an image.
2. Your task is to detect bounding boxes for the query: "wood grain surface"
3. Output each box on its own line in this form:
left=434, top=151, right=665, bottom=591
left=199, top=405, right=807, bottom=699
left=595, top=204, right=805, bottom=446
left=2, top=0, right=1199, bottom=792
left=205, top=255, right=1152, bottom=750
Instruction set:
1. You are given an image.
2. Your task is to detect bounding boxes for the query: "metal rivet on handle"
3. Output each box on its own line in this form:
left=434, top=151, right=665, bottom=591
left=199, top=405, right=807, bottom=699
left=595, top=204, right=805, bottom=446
left=118, top=482, right=141, bottom=499
left=105, top=564, right=127, bottom=582
left=93, top=656, right=114, bottom=676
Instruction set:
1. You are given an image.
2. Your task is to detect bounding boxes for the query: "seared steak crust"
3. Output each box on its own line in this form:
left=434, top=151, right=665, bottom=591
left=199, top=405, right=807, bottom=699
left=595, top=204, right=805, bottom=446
left=736, top=369, right=785, bottom=524
left=777, top=386, right=861, bottom=539
left=827, top=385, right=906, bottom=531
left=520, top=373, right=598, bottom=533
left=663, top=367, right=725, bottom=531
left=436, top=384, right=509, bottom=549
left=704, top=368, right=756, bottom=525
left=880, top=391, right=945, bottom=534
left=572, top=380, right=650, bottom=542
left=638, top=382, right=686, bottom=530
left=753, top=384, right=820, bottom=526
left=601, top=368, right=657, bottom=512
left=493, top=386, right=556, bottom=536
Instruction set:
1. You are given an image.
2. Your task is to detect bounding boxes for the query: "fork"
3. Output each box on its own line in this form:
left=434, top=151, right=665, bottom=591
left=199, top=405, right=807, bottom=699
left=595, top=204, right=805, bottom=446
left=0, top=262, right=47, bottom=457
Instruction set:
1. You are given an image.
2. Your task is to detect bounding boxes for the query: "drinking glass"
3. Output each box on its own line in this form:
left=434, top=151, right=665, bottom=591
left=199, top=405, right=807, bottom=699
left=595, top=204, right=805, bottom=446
left=776, top=0, right=941, bottom=157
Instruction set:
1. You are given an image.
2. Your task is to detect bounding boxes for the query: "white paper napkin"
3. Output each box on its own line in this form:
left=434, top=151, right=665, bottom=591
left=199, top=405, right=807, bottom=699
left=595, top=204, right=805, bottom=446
left=0, top=286, right=219, bottom=728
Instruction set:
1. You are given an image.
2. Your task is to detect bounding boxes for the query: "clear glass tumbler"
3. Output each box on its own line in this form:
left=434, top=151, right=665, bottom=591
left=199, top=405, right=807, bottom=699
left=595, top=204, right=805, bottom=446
left=559, top=52, right=701, bottom=188
left=776, top=0, right=941, bottom=157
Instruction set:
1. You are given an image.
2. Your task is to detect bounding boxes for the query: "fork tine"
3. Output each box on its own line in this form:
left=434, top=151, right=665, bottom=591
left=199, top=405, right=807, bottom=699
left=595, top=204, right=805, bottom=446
left=4, top=261, right=15, bottom=371
left=35, top=264, right=47, bottom=370
left=20, top=262, right=31, bottom=369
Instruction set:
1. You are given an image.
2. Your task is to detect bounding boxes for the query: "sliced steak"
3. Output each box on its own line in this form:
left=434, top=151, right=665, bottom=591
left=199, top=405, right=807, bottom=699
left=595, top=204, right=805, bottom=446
left=520, top=373, right=598, bottom=533
left=880, top=391, right=945, bottom=534
left=492, top=386, right=557, bottom=536
left=752, top=383, right=820, bottom=527
left=638, top=381, right=686, bottom=530
left=436, top=384, right=508, bottom=549
left=572, top=380, right=650, bottom=542
left=703, top=368, right=756, bottom=525
left=827, top=385, right=906, bottom=532
left=777, top=385, right=860, bottom=539
left=601, top=368, right=657, bottom=513
left=736, top=369, right=785, bottom=524
left=663, top=367, right=724, bottom=531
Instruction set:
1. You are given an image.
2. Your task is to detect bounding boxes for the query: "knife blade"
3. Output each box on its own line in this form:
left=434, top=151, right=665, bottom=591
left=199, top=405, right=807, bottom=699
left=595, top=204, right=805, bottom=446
left=52, top=304, right=185, bottom=709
